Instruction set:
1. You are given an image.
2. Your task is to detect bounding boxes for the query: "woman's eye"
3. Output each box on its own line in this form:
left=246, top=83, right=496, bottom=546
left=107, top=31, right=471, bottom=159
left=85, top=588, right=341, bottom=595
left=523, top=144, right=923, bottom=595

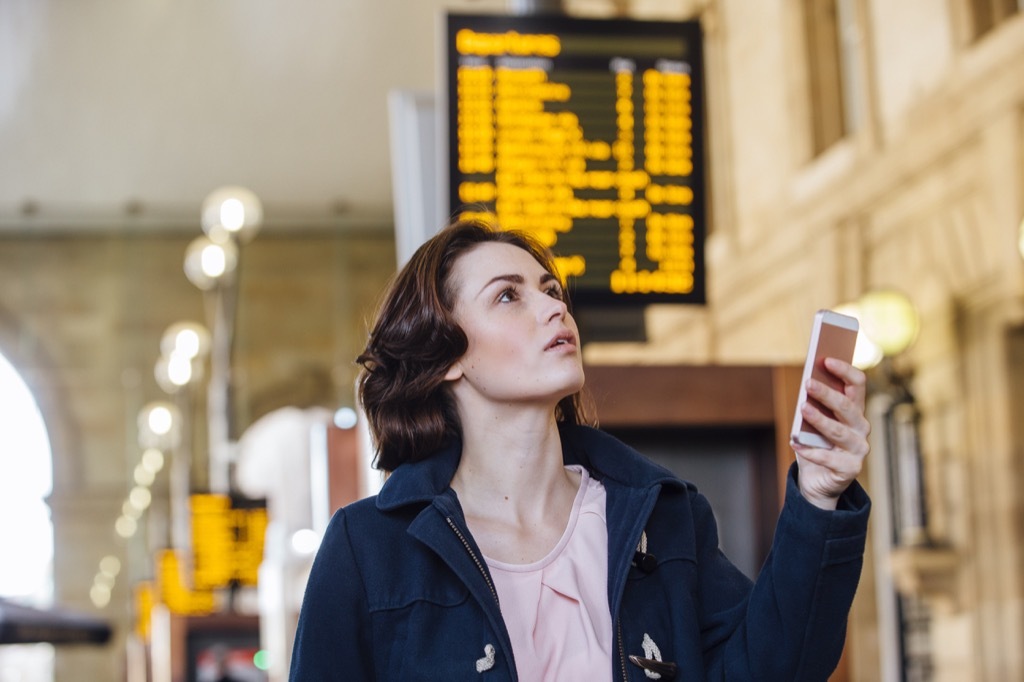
left=497, top=287, right=518, bottom=303
left=546, top=285, right=564, bottom=300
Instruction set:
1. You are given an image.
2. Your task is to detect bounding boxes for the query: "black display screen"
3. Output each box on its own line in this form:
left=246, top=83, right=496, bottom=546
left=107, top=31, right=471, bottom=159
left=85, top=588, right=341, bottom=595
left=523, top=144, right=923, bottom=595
left=445, top=13, right=706, bottom=306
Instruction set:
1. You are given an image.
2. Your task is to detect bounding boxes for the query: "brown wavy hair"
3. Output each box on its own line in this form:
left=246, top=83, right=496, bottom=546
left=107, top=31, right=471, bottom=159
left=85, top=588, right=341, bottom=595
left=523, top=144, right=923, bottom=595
left=356, top=218, right=591, bottom=472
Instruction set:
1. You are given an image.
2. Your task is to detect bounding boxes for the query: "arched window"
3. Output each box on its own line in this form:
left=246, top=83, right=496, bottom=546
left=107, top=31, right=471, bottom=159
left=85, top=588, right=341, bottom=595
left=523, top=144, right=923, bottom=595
left=0, top=350, right=55, bottom=680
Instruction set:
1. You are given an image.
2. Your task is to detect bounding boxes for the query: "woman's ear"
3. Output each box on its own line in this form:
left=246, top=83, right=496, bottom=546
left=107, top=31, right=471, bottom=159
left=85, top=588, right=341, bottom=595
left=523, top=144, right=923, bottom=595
left=444, top=361, right=463, bottom=382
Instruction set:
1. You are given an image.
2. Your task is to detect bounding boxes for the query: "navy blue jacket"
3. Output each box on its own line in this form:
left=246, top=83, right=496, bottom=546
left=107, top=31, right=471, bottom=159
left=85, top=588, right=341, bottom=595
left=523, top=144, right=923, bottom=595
left=290, top=424, right=870, bottom=680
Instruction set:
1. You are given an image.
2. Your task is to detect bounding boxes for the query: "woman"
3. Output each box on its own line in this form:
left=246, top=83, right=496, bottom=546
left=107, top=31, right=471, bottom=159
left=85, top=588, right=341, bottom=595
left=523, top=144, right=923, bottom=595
left=290, top=219, right=871, bottom=681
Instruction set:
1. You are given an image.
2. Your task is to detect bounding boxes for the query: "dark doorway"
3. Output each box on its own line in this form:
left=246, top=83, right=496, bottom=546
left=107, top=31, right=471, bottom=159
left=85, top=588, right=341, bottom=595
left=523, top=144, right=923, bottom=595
left=606, top=426, right=779, bottom=579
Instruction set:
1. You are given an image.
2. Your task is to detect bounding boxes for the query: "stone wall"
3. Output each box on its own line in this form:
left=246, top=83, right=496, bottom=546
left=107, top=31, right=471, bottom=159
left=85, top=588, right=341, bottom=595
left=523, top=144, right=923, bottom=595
left=584, top=2, right=1024, bottom=680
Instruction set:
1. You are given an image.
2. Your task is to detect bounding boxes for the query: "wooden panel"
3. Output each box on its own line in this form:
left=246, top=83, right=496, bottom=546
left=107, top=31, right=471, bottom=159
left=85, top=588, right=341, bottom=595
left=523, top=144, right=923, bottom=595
left=584, top=365, right=778, bottom=427
left=584, top=364, right=802, bottom=499
left=772, top=365, right=803, bottom=506
left=326, top=425, right=360, bottom=514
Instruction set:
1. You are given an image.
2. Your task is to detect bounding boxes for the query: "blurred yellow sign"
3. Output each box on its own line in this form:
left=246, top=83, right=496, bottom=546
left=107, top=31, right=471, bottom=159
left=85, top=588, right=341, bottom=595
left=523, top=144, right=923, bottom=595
left=149, top=494, right=267, bottom=615
left=157, top=549, right=216, bottom=615
left=191, top=494, right=267, bottom=590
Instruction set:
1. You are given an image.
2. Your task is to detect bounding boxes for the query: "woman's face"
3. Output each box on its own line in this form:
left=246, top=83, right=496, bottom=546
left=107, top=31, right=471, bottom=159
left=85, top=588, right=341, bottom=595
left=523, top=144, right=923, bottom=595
left=444, top=241, right=584, bottom=411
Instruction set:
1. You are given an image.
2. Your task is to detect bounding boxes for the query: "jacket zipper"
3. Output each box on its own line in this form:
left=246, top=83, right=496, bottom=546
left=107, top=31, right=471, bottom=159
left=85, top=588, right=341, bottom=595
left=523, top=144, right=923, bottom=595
left=445, top=516, right=500, bottom=607
left=617, top=618, right=628, bottom=681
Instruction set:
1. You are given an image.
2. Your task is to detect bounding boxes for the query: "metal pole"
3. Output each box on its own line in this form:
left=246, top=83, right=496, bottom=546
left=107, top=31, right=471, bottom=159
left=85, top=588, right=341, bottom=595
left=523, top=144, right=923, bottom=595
left=207, top=278, right=236, bottom=495
left=171, top=389, right=193, bottom=551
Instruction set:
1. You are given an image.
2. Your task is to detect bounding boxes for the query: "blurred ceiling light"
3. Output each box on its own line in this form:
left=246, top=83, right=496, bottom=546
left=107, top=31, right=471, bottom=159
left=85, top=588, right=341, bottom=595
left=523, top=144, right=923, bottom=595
left=201, top=186, right=263, bottom=244
left=166, top=353, right=193, bottom=385
left=146, top=406, right=173, bottom=435
left=202, top=243, right=227, bottom=276
left=858, top=289, right=920, bottom=357
left=99, top=555, right=121, bottom=577
left=220, top=198, right=246, bottom=232
left=160, top=322, right=210, bottom=360
left=137, top=402, right=180, bottom=449
left=115, top=515, right=138, bottom=539
left=184, top=235, right=238, bottom=290
left=134, top=464, right=155, bottom=487
left=122, top=501, right=141, bottom=519
left=129, top=486, right=152, bottom=510
left=155, top=352, right=200, bottom=393
left=141, top=448, right=165, bottom=473
left=89, top=583, right=111, bottom=608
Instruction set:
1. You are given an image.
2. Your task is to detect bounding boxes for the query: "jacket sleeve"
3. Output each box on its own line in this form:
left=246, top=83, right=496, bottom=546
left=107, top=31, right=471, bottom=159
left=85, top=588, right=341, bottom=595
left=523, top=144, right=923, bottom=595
left=699, top=463, right=870, bottom=681
left=290, top=508, right=375, bottom=681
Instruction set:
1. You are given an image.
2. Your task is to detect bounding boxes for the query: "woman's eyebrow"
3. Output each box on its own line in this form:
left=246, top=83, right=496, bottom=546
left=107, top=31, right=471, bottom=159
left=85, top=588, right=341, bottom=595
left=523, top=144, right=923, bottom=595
left=477, top=271, right=558, bottom=297
left=478, top=273, right=524, bottom=297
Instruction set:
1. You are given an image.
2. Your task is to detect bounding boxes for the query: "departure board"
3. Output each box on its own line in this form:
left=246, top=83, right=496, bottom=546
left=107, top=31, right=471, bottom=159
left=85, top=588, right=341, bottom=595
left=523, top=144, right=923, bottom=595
left=445, top=13, right=705, bottom=306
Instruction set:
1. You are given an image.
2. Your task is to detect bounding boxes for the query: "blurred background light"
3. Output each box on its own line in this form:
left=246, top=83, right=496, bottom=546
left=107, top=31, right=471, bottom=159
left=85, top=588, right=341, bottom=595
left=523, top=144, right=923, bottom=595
left=98, top=556, right=121, bottom=577
left=160, top=321, right=210, bottom=360
left=834, top=303, right=885, bottom=370
left=141, top=448, right=165, bottom=473
left=333, top=407, right=358, bottom=429
left=89, top=583, right=111, bottom=608
left=290, top=529, right=321, bottom=556
left=1018, top=213, right=1024, bottom=263
left=128, top=486, right=152, bottom=510
left=253, top=649, right=271, bottom=671
left=137, top=402, right=180, bottom=449
left=133, top=464, right=155, bottom=487
left=201, top=186, right=263, bottom=244
left=183, top=236, right=238, bottom=290
left=122, top=501, right=141, bottom=520
left=114, top=515, right=137, bottom=539
left=858, top=289, right=920, bottom=357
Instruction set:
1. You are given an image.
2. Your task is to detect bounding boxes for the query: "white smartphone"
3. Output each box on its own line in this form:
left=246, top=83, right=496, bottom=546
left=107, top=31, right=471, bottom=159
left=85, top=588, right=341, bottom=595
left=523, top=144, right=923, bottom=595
left=790, top=309, right=860, bottom=449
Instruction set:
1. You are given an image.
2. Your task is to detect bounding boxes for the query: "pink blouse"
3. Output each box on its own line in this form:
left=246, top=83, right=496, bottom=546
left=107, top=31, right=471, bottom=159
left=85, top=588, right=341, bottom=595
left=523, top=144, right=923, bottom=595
left=484, top=466, right=612, bottom=681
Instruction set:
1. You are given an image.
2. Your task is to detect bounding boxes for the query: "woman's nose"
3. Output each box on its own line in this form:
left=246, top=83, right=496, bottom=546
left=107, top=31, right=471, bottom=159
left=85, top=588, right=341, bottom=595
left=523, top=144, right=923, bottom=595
left=538, top=292, right=568, bottom=322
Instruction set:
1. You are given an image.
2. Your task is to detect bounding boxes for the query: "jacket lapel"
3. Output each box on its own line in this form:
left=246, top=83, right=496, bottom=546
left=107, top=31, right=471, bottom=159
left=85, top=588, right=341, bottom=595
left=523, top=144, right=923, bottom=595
left=406, top=491, right=517, bottom=675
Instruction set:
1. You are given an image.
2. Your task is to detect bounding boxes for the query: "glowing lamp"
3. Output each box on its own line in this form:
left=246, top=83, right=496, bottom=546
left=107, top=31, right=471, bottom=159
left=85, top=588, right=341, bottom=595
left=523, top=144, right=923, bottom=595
left=184, top=236, right=238, bottom=290
left=160, top=322, right=210, bottom=360
left=1018, top=213, right=1024, bottom=262
left=201, top=186, right=263, bottom=244
left=134, top=464, right=155, bottom=487
left=137, top=401, right=181, bottom=449
left=99, top=556, right=121, bottom=577
left=114, top=515, right=137, bottom=539
left=141, top=448, right=165, bottom=473
left=129, top=486, right=152, bottom=510
left=858, top=289, right=919, bottom=357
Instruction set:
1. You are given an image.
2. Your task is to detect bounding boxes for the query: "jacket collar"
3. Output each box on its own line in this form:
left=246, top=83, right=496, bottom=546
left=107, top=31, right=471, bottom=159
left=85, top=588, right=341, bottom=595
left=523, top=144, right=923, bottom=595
left=376, top=423, right=684, bottom=512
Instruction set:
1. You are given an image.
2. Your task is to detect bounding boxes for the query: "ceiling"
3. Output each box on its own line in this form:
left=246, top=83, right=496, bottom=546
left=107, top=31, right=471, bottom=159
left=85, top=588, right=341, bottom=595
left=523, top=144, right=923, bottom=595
left=0, top=0, right=699, bottom=234
left=0, top=0, right=503, bottom=233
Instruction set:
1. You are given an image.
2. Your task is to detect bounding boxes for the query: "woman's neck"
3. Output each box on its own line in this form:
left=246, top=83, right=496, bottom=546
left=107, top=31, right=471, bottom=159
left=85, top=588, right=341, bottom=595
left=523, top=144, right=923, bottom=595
left=450, top=405, right=575, bottom=528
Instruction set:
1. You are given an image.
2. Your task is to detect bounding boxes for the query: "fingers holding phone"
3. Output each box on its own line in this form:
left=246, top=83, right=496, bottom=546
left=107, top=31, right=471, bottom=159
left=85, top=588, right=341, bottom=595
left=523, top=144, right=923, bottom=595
left=802, top=358, right=869, bottom=447
left=790, top=310, right=859, bottom=449
left=790, top=311, right=871, bottom=509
